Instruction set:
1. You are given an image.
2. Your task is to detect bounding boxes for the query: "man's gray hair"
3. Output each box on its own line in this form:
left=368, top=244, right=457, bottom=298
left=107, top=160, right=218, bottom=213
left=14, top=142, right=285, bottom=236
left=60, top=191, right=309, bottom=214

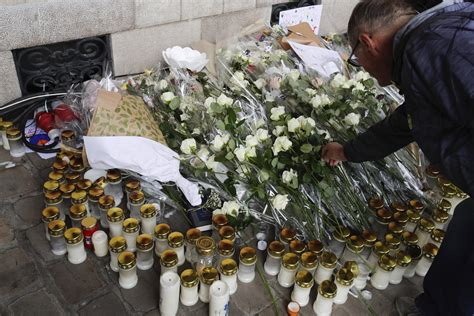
left=348, top=0, right=418, bottom=46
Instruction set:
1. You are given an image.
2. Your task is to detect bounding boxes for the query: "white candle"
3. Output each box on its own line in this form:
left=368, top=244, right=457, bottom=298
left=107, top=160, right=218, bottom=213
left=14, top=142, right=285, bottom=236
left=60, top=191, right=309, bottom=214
left=168, top=232, right=185, bottom=266
left=415, top=256, right=433, bottom=277
left=180, top=269, right=199, bottom=306
left=154, top=223, right=171, bottom=256
left=64, top=228, right=87, bottom=264
left=109, top=236, right=127, bottom=272
left=219, top=259, right=238, bottom=295
left=128, top=191, right=145, bottom=218
left=301, top=251, right=318, bottom=276
left=370, top=254, right=396, bottom=290
left=107, top=207, right=124, bottom=238
left=92, top=230, right=108, bottom=257
left=390, top=251, right=412, bottom=284
left=199, top=267, right=219, bottom=303
left=314, top=251, right=337, bottom=285
left=264, top=241, right=285, bottom=276
left=313, top=280, right=337, bottom=316
left=237, top=247, right=257, bottom=283
left=118, top=252, right=138, bottom=289
left=291, top=270, right=313, bottom=307
left=136, top=234, right=154, bottom=270
left=353, top=263, right=371, bottom=290
left=140, top=204, right=157, bottom=235
left=48, top=220, right=67, bottom=255
left=159, top=271, right=180, bottom=316
left=42, top=206, right=60, bottom=241
left=209, top=281, right=230, bottom=316
left=160, top=249, right=178, bottom=276
left=123, top=218, right=140, bottom=252
left=278, top=253, right=299, bottom=288
left=333, top=268, right=354, bottom=305
left=99, top=195, right=115, bottom=229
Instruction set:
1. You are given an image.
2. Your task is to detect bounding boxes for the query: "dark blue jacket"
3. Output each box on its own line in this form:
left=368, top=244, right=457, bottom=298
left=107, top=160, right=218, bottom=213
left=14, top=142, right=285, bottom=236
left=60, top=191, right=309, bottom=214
left=344, top=2, right=474, bottom=197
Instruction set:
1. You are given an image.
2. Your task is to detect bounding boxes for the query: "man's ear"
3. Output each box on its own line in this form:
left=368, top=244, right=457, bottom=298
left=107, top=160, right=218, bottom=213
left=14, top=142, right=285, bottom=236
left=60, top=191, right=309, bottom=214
left=359, top=33, right=379, bottom=57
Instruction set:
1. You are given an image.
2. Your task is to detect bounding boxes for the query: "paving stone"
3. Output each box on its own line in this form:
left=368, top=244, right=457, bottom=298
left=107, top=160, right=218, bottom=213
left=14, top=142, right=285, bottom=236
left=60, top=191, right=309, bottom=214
left=78, top=292, right=128, bottom=316
left=0, top=165, right=40, bottom=200
left=177, top=301, right=208, bottom=315
left=120, top=268, right=160, bottom=312
left=14, top=193, right=43, bottom=229
left=0, top=247, right=42, bottom=301
left=257, top=298, right=286, bottom=316
left=231, top=271, right=278, bottom=314
left=49, top=259, right=106, bottom=305
left=26, top=153, right=54, bottom=172
left=0, top=214, right=16, bottom=250
left=26, top=223, right=63, bottom=263
left=7, top=288, right=64, bottom=316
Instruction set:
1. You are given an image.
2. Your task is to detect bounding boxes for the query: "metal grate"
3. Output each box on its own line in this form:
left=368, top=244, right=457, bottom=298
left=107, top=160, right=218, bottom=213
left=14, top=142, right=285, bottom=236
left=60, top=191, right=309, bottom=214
left=13, top=35, right=112, bottom=95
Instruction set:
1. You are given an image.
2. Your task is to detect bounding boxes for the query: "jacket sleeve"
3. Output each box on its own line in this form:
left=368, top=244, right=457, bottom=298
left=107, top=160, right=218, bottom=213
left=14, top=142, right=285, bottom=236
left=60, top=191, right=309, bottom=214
left=343, top=104, right=415, bottom=163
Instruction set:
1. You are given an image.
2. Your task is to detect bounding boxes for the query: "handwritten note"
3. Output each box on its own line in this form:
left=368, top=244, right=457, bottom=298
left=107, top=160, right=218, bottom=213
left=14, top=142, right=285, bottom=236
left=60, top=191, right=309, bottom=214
left=279, top=5, right=323, bottom=35
left=288, top=41, right=343, bottom=78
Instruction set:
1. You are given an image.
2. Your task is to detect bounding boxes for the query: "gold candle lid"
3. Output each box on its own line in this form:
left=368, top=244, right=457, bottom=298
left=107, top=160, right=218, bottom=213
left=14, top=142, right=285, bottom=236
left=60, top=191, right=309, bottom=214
left=280, top=227, right=297, bottom=243
left=336, top=268, right=354, bottom=286
left=43, top=180, right=60, bottom=193
left=201, top=267, right=219, bottom=285
left=109, top=236, right=127, bottom=253
left=268, top=240, right=285, bottom=257
left=125, top=179, right=141, bottom=193
left=81, top=217, right=97, bottom=229
left=393, top=211, right=409, bottom=225
left=129, top=191, right=145, bottom=204
left=282, top=252, right=299, bottom=270
left=106, top=169, right=122, bottom=184
left=185, top=228, right=202, bottom=245
left=368, top=196, right=384, bottom=210
left=64, top=227, right=83, bottom=244
left=140, top=204, right=157, bottom=218
left=69, top=204, right=87, bottom=219
left=118, top=251, right=136, bottom=270
left=430, top=229, right=445, bottom=243
left=384, top=233, right=401, bottom=250
left=407, top=209, right=421, bottom=223
left=422, top=243, right=439, bottom=259
left=320, top=251, right=337, bottom=269
left=401, top=231, right=419, bottom=246
left=455, top=188, right=468, bottom=199
left=376, top=208, right=393, bottom=224
left=437, top=176, right=451, bottom=188
left=333, top=226, right=350, bottom=242
left=289, top=239, right=307, bottom=255
left=409, top=199, right=425, bottom=213
left=218, top=225, right=235, bottom=241
left=220, top=258, right=238, bottom=276
left=59, top=183, right=75, bottom=198
left=107, top=207, right=124, bottom=222
left=347, top=235, right=364, bottom=253
left=406, top=245, right=423, bottom=261
left=61, top=129, right=75, bottom=140
left=137, top=234, right=154, bottom=251
left=319, top=280, right=337, bottom=299
left=301, top=251, right=318, bottom=269
left=432, top=209, right=449, bottom=223
left=425, top=164, right=441, bottom=177
left=6, top=127, right=21, bottom=139
left=181, top=269, right=199, bottom=287
left=123, top=218, right=140, bottom=233
left=69, top=157, right=84, bottom=172
left=161, top=250, right=178, bottom=267
left=418, top=218, right=435, bottom=233
left=47, top=219, right=66, bottom=236
left=239, top=247, right=257, bottom=265
left=48, top=171, right=65, bottom=183
left=395, top=250, right=412, bottom=267
left=93, top=176, right=107, bottom=189
left=154, top=223, right=171, bottom=239
left=212, top=214, right=228, bottom=229
left=362, top=230, right=377, bottom=247
left=45, top=191, right=62, bottom=204
left=218, top=239, right=234, bottom=256
left=387, top=222, right=404, bottom=235
left=42, top=206, right=60, bottom=223
left=71, top=190, right=87, bottom=204
left=168, top=231, right=184, bottom=248
left=378, top=254, right=396, bottom=271
left=343, top=261, right=360, bottom=278
left=52, top=160, right=68, bottom=173
left=307, top=239, right=324, bottom=255
left=390, top=201, right=407, bottom=213
left=437, top=199, right=452, bottom=212
left=76, top=179, right=92, bottom=191
left=295, top=270, right=314, bottom=288
left=98, top=195, right=115, bottom=209
left=373, top=241, right=390, bottom=256
left=0, top=121, right=13, bottom=131
left=196, top=236, right=216, bottom=256
left=65, top=172, right=81, bottom=183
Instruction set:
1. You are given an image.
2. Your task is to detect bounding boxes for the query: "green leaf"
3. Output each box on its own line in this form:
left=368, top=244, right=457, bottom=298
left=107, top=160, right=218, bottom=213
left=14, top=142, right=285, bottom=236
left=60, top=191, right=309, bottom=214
left=271, top=158, right=278, bottom=168
left=300, top=144, right=313, bottom=154
left=216, top=120, right=225, bottom=131
left=225, top=152, right=235, bottom=160
left=169, top=98, right=180, bottom=110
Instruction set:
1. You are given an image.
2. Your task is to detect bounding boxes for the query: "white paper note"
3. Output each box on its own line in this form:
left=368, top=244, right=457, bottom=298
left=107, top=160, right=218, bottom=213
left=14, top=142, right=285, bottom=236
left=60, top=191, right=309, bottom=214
left=279, top=5, right=323, bottom=34
left=288, top=41, right=343, bottom=78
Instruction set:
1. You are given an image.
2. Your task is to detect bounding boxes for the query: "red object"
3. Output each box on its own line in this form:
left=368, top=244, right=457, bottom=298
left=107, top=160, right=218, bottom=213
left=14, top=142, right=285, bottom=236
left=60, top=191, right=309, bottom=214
left=82, top=217, right=99, bottom=250
left=35, top=111, right=56, bottom=133
left=54, top=104, right=78, bottom=122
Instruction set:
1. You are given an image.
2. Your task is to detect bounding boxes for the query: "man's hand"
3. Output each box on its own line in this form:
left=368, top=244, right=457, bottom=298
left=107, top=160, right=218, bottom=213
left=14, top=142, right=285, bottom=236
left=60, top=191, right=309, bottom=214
left=321, top=142, right=347, bottom=166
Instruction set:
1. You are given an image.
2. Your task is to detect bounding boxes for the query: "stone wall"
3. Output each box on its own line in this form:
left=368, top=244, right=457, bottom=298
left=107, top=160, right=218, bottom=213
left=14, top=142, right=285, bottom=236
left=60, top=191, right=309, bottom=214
left=0, top=0, right=358, bottom=105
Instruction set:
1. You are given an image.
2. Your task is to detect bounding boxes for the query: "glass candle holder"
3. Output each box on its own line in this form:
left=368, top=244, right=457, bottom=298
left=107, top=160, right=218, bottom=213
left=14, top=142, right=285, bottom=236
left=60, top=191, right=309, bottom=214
left=105, top=169, right=123, bottom=205
left=307, top=239, right=324, bottom=257
left=314, top=251, right=337, bottom=285
left=301, top=251, right=318, bottom=276
left=291, top=270, right=314, bottom=307
left=373, top=208, right=393, bottom=239
left=211, top=214, right=228, bottom=241
left=196, top=236, right=217, bottom=274
left=140, top=204, right=157, bottom=235
left=400, top=231, right=419, bottom=251
left=136, top=234, right=154, bottom=270
left=264, top=240, right=285, bottom=276
left=59, top=183, right=75, bottom=217
left=52, top=159, right=68, bottom=174
left=393, top=211, right=409, bottom=228
left=430, top=228, right=445, bottom=248
left=44, top=191, right=66, bottom=220
left=328, top=226, right=350, bottom=258
left=69, top=157, right=85, bottom=175
left=118, top=252, right=138, bottom=289
left=154, top=223, right=171, bottom=256
left=361, top=230, right=377, bottom=259
left=128, top=191, right=145, bottom=219
left=88, top=186, right=104, bottom=220
left=279, top=227, right=297, bottom=252
left=109, top=236, right=127, bottom=272
left=217, top=239, right=234, bottom=267
left=180, top=269, right=199, bottom=306
left=81, top=217, right=98, bottom=250
left=313, top=280, right=337, bottom=316
left=343, top=260, right=365, bottom=291
left=64, top=227, right=87, bottom=265
left=408, top=199, right=425, bottom=214
left=160, top=249, right=178, bottom=275
left=278, top=252, right=299, bottom=288
left=415, top=243, right=438, bottom=277
left=6, top=127, right=25, bottom=157
left=385, top=233, right=401, bottom=254
left=185, top=228, right=201, bottom=264
left=289, top=239, right=307, bottom=257
left=390, top=201, right=407, bottom=214
left=125, top=179, right=141, bottom=210
left=65, top=172, right=81, bottom=186
left=48, top=220, right=67, bottom=255
left=219, top=258, right=238, bottom=295
left=107, top=207, right=124, bottom=238
left=368, top=196, right=384, bottom=211
left=76, top=179, right=92, bottom=193
left=70, top=204, right=87, bottom=228
left=403, top=245, right=423, bottom=279
left=390, top=250, right=412, bottom=285
left=405, top=209, right=421, bottom=232
left=168, top=232, right=185, bottom=266
left=92, top=230, right=108, bottom=257
left=416, top=218, right=435, bottom=247
left=42, top=206, right=60, bottom=241
left=98, top=195, right=115, bottom=229
left=123, top=218, right=140, bottom=252
left=43, top=180, right=60, bottom=195
left=237, top=247, right=257, bottom=283
left=341, top=235, right=364, bottom=263
left=431, top=209, right=449, bottom=230
left=0, top=121, right=13, bottom=150
left=60, top=129, right=76, bottom=148
left=387, top=221, right=404, bottom=238
left=71, top=190, right=89, bottom=215
left=334, top=268, right=354, bottom=305
left=199, top=267, right=219, bottom=303
left=367, top=241, right=390, bottom=269
left=218, top=225, right=236, bottom=243
left=370, top=254, right=396, bottom=290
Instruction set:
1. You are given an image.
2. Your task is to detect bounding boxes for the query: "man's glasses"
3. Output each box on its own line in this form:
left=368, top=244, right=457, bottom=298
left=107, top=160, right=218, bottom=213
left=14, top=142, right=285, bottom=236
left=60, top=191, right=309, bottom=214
left=347, top=40, right=361, bottom=68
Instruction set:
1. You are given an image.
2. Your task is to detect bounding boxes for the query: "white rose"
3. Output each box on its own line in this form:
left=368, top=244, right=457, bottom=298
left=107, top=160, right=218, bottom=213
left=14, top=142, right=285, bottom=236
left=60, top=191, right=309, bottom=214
left=287, top=118, right=301, bottom=133
left=355, top=71, right=370, bottom=82
left=254, top=119, right=266, bottom=129
left=204, top=97, right=216, bottom=109
left=259, top=170, right=270, bottom=181
left=158, top=80, right=168, bottom=90
left=217, top=94, right=234, bottom=107
left=161, top=91, right=176, bottom=104
left=270, top=106, right=285, bottom=121
left=344, top=113, right=361, bottom=126
left=211, top=134, right=229, bottom=152
left=192, top=128, right=201, bottom=135
left=272, top=194, right=289, bottom=211
left=343, top=79, right=357, bottom=89
left=245, top=145, right=256, bottom=159
left=282, top=169, right=298, bottom=186
left=254, top=78, right=266, bottom=90
left=352, top=82, right=365, bottom=92
left=234, top=145, right=247, bottom=162
left=180, top=113, right=190, bottom=121
left=330, top=74, right=347, bottom=88
left=272, top=126, right=286, bottom=136
left=305, top=88, right=317, bottom=96
left=245, top=135, right=259, bottom=148
left=255, top=129, right=269, bottom=142
left=197, top=147, right=210, bottom=161
left=316, top=128, right=331, bottom=140
left=205, top=155, right=218, bottom=171
left=222, top=201, right=240, bottom=217
left=180, top=138, right=197, bottom=155
left=289, top=69, right=300, bottom=81
left=272, top=136, right=292, bottom=155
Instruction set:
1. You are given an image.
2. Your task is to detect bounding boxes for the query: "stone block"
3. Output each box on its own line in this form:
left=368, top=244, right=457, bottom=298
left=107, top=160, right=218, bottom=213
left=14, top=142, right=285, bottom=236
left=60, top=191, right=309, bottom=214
left=319, top=0, right=358, bottom=35
left=0, top=51, right=22, bottom=106
left=0, top=0, right=135, bottom=51
left=8, top=289, right=64, bottom=316
left=0, top=165, right=40, bottom=200
left=26, top=224, right=63, bottom=263
left=231, top=271, right=279, bottom=314
left=49, top=259, right=106, bottom=305
left=26, top=152, right=54, bottom=172
left=181, top=0, right=223, bottom=20
left=120, top=268, right=160, bottom=312
left=256, top=0, right=288, bottom=7
left=0, top=214, right=16, bottom=251
left=78, top=292, right=128, bottom=316
left=223, top=0, right=256, bottom=13
left=178, top=301, right=208, bottom=315
left=135, top=0, right=181, bottom=29
left=111, top=19, right=202, bottom=76
left=258, top=298, right=287, bottom=316
left=14, top=193, right=43, bottom=229
left=201, top=6, right=272, bottom=44
left=0, top=247, right=42, bottom=301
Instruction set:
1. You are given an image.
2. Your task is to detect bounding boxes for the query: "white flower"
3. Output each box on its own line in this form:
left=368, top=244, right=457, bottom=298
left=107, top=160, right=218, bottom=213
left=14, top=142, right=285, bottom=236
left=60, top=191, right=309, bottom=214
left=236, top=165, right=251, bottom=176
left=330, top=74, right=347, bottom=88
left=254, top=119, right=266, bottom=130
left=211, top=134, right=230, bottom=151
left=221, top=201, right=240, bottom=217
left=246, top=145, right=256, bottom=158
left=300, top=117, right=315, bottom=133
left=354, top=71, right=370, bottom=82
left=272, top=194, right=289, bottom=211
left=254, top=78, right=266, bottom=90
left=234, top=146, right=247, bottom=162
left=205, top=155, right=218, bottom=171
left=204, top=97, right=216, bottom=109
left=158, top=80, right=168, bottom=90
left=259, top=170, right=270, bottom=181
left=272, top=136, right=292, bottom=155
left=288, top=69, right=300, bottom=81
left=217, top=93, right=233, bottom=107
left=272, top=126, right=286, bottom=136
left=245, top=135, right=259, bottom=148
left=316, top=128, right=331, bottom=140
left=270, top=106, right=285, bottom=121
left=287, top=118, right=301, bottom=133
left=197, top=147, right=210, bottom=161
left=192, top=128, right=201, bottom=135
left=282, top=169, right=298, bottom=186
left=161, top=91, right=176, bottom=104
left=305, top=88, right=317, bottom=96
left=180, top=113, right=190, bottom=121
left=269, top=77, right=282, bottom=90
left=352, top=82, right=365, bottom=92
left=231, top=71, right=249, bottom=89
left=265, top=93, right=276, bottom=102
left=342, top=79, right=357, bottom=89
left=311, top=94, right=332, bottom=109
left=255, top=129, right=269, bottom=142
left=180, top=138, right=196, bottom=155
left=344, top=113, right=361, bottom=126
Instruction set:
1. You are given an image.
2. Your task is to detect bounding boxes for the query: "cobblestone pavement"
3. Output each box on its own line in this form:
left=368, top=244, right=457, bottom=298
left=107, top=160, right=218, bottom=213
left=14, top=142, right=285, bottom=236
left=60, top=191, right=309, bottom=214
left=0, top=149, right=423, bottom=315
